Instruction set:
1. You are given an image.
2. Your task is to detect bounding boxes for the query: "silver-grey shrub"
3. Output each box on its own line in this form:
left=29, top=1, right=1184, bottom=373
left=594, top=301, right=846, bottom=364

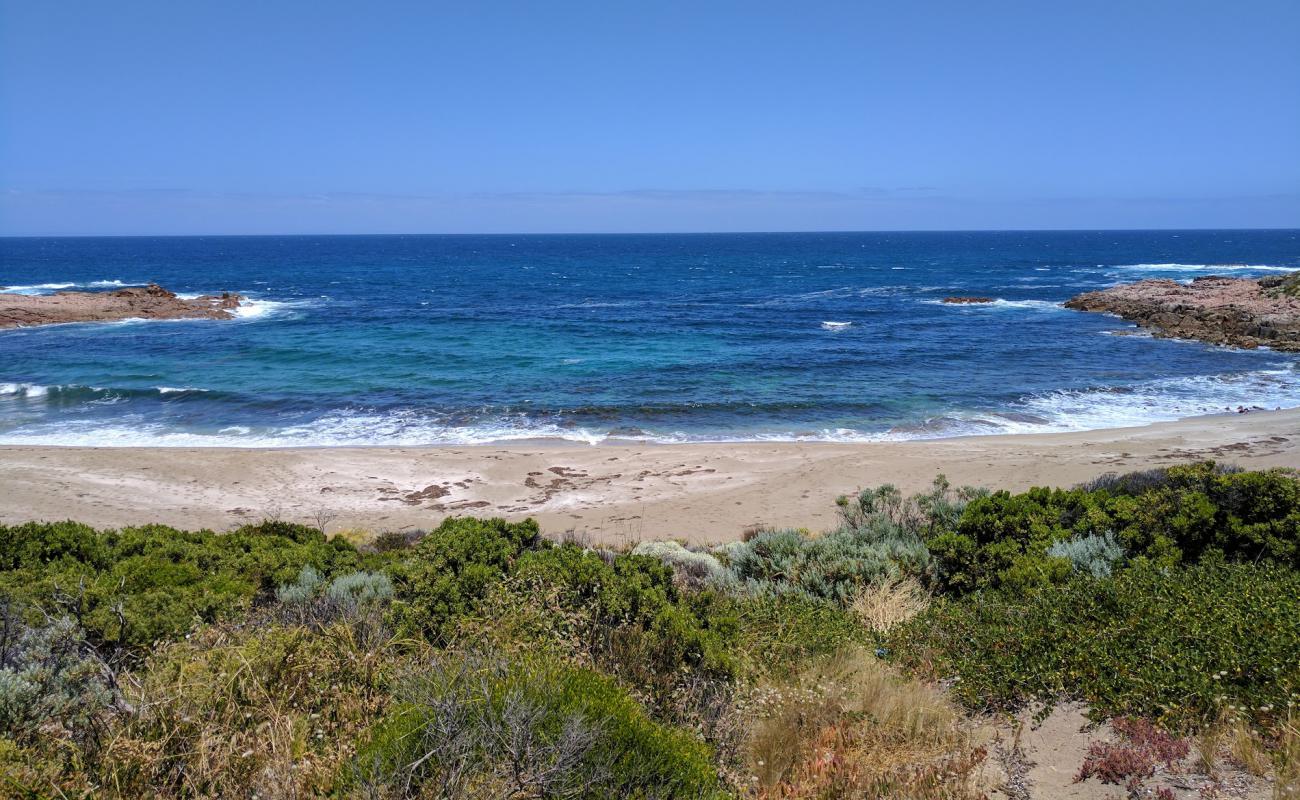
left=724, top=525, right=930, bottom=605
left=275, top=564, right=324, bottom=606
left=716, top=476, right=984, bottom=605
left=630, top=541, right=729, bottom=589
left=0, top=606, right=116, bottom=748
left=1047, top=531, right=1125, bottom=578
left=275, top=567, right=393, bottom=643
left=325, top=570, right=394, bottom=616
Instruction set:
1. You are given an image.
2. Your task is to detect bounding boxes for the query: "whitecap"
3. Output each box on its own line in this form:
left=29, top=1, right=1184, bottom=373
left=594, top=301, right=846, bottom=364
left=0, top=279, right=129, bottom=295
left=820, top=321, right=852, bottom=330
left=923, top=298, right=1064, bottom=312
left=1114, top=263, right=1295, bottom=273
left=0, top=382, right=52, bottom=398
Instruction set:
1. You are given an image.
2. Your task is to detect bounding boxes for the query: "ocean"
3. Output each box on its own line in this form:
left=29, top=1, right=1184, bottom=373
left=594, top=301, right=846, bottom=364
left=1, top=230, right=1297, bottom=447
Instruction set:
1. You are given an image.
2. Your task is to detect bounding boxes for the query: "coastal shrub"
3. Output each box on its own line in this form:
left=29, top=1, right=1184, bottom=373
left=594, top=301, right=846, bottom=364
left=630, top=540, right=730, bottom=589
left=730, top=594, right=868, bottom=676
left=0, top=603, right=117, bottom=754
left=276, top=566, right=394, bottom=645
left=351, top=651, right=723, bottom=799
left=1076, top=462, right=1242, bottom=495
left=726, top=524, right=929, bottom=604
left=94, top=619, right=410, bottom=799
left=1112, top=462, right=1300, bottom=567
left=1046, top=531, right=1125, bottom=578
left=926, top=462, right=1300, bottom=593
left=837, top=476, right=984, bottom=542
left=454, top=544, right=738, bottom=709
left=0, top=520, right=361, bottom=653
left=386, top=516, right=544, bottom=642
left=276, top=563, right=325, bottom=605
left=885, top=560, right=1300, bottom=731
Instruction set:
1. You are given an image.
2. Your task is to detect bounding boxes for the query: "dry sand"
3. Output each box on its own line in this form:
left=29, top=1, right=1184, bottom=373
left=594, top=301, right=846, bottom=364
left=1, top=409, right=1297, bottom=542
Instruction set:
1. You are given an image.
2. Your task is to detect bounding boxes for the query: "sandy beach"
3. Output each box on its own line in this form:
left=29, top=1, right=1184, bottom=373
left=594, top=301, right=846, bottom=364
left=2, top=409, right=1296, bottom=542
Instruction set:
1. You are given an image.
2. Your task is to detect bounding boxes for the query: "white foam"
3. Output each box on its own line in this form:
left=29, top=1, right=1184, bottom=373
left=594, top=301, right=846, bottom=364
left=924, top=298, right=1064, bottom=312
left=1010, top=368, right=1299, bottom=430
left=0, top=382, right=51, bottom=398
left=156, top=386, right=207, bottom=394
left=3, top=365, right=1297, bottom=448
left=231, top=297, right=309, bottom=321
left=1, top=282, right=77, bottom=295
left=1114, top=263, right=1295, bottom=273
left=820, top=321, right=852, bottom=330
left=0, top=279, right=128, bottom=295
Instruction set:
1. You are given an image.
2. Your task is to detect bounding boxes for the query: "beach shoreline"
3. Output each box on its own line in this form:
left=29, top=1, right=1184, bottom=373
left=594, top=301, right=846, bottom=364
left=2, top=408, right=1297, bottom=543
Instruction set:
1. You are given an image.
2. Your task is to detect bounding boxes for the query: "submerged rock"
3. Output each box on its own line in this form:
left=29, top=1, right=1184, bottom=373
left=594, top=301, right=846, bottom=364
left=1064, top=273, right=1300, bottom=351
left=0, top=284, right=244, bottom=329
left=941, top=296, right=995, bottom=304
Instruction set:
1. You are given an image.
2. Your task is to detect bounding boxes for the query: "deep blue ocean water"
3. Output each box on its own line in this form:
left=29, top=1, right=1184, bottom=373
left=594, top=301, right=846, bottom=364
left=1, top=230, right=1298, bottom=446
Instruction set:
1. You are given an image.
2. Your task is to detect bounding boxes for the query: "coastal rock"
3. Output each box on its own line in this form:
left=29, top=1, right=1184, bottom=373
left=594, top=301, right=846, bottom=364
left=941, top=296, right=994, bottom=304
left=1064, top=272, right=1300, bottom=351
left=0, top=284, right=245, bottom=329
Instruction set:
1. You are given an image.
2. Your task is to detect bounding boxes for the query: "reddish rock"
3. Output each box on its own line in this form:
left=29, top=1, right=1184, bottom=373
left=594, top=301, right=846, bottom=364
left=0, top=284, right=245, bottom=329
left=1064, top=273, right=1300, bottom=351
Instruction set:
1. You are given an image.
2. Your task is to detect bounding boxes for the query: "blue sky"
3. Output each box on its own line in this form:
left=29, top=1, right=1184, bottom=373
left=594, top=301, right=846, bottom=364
left=1, top=0, right=1297, bottom=235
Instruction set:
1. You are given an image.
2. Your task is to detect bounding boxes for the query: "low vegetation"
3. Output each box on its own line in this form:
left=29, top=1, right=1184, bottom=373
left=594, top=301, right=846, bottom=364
left=1, top=461, right=1296, bottom=798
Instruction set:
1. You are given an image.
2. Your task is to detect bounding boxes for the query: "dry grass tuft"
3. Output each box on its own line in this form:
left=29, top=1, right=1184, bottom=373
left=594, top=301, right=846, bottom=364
left=1192, top=710, right=1299, bottom=799
left=741, top=646, right=988, bottom=799
left=329, top=526, right=376, bottom=548
left=851, top=576, right=931, bottom=634
left=1273, top=713, right=1300, bottom=800
left=94, top=621, right=417, bottom=799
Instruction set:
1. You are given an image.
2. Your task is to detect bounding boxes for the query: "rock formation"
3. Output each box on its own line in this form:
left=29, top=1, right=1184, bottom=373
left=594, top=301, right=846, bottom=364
left=0, top=284, right=244, bottom=329
left=1065, top=273, right=1300, bottom=351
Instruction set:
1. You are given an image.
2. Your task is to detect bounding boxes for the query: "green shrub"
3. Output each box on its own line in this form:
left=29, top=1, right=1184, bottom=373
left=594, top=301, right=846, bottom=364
left=455, top=544, right=739, bottom=708
left=386, top=516, right=544, bottom=642
left=926, top=463, right=1300, bottom=593
left=730, top=594, right=868, bottom=677
left=885, top=560, right=1300, bottom=731
left=0, top=520, right=361, bottom=653
left=352, top=651, right=723, bottom=799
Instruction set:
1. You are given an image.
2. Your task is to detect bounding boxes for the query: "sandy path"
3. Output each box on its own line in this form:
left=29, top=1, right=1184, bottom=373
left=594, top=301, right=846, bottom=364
left=1, top=409, right=1296, bottom=542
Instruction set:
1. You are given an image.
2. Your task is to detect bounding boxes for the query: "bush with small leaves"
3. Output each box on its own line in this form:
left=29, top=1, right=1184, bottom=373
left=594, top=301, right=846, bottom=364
left=351, top=651, right=723, bottom=799
left=886, top=560, right=1300, bottom=732
left=0, top=519, right=362, bottom=654
left=386, top=516, right=544, bottom=642
left=0, top=602, right=117, bottom=754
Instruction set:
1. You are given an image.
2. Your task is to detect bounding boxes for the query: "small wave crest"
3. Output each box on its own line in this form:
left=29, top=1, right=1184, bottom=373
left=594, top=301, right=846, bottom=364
left=1112, top=263, right=1295, bottom=274
left=924, top=298, right=1064, bottom=312
left=1, top=279, right=129, bottom=295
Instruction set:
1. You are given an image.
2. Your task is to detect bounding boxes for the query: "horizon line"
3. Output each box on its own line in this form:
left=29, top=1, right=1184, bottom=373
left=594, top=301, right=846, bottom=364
left=3, top=226, right=1298, bottom=240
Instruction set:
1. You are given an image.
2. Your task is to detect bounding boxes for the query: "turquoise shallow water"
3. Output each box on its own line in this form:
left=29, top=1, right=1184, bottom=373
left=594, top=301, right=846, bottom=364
left=1, top=230, right=1297, bottom=446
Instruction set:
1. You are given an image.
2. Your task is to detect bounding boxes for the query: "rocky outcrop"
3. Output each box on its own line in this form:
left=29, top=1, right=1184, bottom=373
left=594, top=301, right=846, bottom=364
left=0, top=284, right=244, bottom=329
left=1065, top=273, right=1300, bottom=351
left=941, top=296, right=995, bottom=304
